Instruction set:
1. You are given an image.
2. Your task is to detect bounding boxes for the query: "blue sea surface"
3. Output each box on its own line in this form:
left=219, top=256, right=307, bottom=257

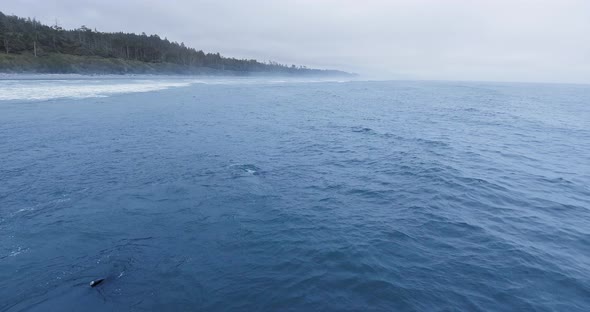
left=1, top=78, right=589, bottom=311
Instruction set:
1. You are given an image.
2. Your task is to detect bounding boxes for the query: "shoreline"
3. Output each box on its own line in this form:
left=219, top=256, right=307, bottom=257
left=0, top=53, right=355, bottom=79
left=0, top=73, right=359, bottom=82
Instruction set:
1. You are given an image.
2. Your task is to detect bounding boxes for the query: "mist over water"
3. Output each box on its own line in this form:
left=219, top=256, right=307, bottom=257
left=1, top=78, right=589, bottom=311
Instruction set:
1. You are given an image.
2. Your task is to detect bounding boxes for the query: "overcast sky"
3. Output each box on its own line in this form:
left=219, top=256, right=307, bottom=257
left=3, top=0, right=590, bottom=83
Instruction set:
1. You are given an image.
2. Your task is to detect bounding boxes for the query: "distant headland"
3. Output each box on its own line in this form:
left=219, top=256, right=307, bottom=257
left=0, top=11, right=353, bottom=77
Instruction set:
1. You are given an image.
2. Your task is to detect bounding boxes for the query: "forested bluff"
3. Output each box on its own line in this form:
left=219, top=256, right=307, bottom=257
left=0, top=11, right=352, bottom=76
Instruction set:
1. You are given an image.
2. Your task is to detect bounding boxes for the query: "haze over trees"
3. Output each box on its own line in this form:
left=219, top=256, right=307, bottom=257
left=0, top=11, right=350, bottom=76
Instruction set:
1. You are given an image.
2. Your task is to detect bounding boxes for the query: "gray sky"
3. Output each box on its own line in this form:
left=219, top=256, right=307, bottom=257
left=4, top=0, right=590, bottom=83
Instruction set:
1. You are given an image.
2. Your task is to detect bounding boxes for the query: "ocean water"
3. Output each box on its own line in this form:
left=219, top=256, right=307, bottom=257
left=1, top=78, right=589, bottom=311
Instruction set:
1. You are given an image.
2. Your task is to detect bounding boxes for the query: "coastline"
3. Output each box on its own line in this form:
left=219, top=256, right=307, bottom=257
left=0, top=53, right=355, bottom=78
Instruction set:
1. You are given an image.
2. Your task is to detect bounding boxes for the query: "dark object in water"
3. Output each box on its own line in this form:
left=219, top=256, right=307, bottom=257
left=90, top=279, right=105, bottom=288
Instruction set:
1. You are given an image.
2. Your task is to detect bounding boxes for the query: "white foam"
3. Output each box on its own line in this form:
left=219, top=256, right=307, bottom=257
left=8, top=246, right=29, bottom=257
left=0, top=76, right=357, bottom=101
left=0, top=79, right=197, bottom=101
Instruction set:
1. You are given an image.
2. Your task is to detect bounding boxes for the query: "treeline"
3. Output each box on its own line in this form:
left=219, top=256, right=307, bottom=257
left=0, top=11, right=350, bottom=75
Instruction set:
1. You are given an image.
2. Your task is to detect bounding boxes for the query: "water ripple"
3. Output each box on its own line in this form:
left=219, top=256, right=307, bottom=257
left=1, top=80, right=589, bottom=311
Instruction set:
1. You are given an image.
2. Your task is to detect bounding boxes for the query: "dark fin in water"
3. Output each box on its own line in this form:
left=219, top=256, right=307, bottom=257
left=90, top=278, right=105, bottom=288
